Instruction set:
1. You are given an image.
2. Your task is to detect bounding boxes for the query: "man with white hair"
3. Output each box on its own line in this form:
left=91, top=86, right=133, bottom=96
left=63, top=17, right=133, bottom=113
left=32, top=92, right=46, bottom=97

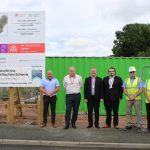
left=63, top=66, right=82, bottom=129
left=123, top=66, right=143, bottom=132
left=40, top=70, right=60, bottom=128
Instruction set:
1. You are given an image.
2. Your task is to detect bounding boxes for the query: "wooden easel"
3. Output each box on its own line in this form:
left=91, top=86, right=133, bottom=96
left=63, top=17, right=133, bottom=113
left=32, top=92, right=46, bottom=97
left=7, top=87, right=43, bottom=126
left=37, top=92, right=43, bottom=126
left=7, top=87, right=22, bottom=123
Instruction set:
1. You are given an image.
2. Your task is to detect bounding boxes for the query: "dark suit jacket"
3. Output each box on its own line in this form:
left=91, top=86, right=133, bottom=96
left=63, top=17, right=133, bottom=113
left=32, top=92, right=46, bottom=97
left=84, top=76, right=103, bottom=100
left=103, top=76, right=123, bottom=102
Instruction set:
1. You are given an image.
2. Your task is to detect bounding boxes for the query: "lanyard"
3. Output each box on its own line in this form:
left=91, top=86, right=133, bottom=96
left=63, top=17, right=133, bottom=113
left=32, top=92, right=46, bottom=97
left=70, top=77, right=75, bottom=84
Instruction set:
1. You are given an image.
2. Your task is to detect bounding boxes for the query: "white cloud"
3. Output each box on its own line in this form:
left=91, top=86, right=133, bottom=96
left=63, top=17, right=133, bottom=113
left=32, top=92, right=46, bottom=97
left=46, top=37, right=112, bottom=56
left=64, top=38, right=96, bottom=48
left=1, top=0, right=150, bottom=56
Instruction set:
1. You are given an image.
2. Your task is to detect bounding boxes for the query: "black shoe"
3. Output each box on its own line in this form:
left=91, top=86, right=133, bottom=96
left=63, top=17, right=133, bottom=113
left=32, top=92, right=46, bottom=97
left=95, top=125, right=100, bottom=129
left=72, top=124, right=77, bottom=128
left=52, top=123, right=57, bottom=128
left=126, top=126, right=132, bottom=130
left=137, top=127, right=142, bottom=133
left=87, top=125, right=93, bottom=128
left=64, top=126, right=69, bottom=129
left=122, top=126, right=132, bottom=131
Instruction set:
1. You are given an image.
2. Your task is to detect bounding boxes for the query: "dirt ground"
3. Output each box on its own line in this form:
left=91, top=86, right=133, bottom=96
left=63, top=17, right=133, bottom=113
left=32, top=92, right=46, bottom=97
left=0, top=103, right=147, bottom=128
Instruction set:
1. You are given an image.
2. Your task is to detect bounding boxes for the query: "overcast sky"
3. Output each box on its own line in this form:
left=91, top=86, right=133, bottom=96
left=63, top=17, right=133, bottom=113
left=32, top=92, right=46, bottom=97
left=1, top=0, right=150, bottom=56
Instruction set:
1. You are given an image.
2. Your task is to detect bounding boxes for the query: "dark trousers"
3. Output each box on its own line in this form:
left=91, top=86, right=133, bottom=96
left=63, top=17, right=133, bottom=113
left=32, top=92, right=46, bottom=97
left=65, top=93, right=81, bottom=127
left=146, top=103, right=150, bottom=130
left=43, top=95, right=57, bottom=124
left=87, top=96, right=100, bottom=126
left=104, top=100, right=119, bottom=127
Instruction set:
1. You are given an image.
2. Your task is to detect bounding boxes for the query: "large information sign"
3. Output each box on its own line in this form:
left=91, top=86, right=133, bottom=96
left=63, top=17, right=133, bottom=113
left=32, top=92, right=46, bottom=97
left=0, top=11, right=45, bottom=87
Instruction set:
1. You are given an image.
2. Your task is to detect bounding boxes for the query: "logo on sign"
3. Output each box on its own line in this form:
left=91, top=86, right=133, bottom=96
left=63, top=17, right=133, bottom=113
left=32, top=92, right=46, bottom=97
left=10, top=45, right=17, bottom=53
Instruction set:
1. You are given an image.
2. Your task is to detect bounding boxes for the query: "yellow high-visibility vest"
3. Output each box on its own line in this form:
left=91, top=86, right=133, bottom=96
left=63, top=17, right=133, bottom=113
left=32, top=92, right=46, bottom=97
left=145, top=79, right=150, bottom=103
left=126, top=77, right=141, bottom=100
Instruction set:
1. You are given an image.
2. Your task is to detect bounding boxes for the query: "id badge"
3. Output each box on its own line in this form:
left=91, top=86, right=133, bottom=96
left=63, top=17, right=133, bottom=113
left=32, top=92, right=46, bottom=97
left=92, top=84, right=95, bottom=89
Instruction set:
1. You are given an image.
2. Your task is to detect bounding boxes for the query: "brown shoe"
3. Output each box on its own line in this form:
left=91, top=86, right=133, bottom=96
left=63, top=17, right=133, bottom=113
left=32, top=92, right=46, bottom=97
left=114, top=125, right=120, bottom=129
left=41, top=123, right=46, bottom=128
left=103, top=125, right=110, bottom=128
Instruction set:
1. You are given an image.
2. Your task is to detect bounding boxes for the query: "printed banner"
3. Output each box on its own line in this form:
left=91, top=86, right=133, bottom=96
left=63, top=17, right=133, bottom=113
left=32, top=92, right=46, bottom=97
left=0, top=11, right=45, bottom=87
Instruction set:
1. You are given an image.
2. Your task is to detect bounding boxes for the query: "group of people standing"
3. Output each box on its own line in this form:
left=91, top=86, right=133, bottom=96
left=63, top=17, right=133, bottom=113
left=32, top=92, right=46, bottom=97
left=40, top=66, right=150, bottom=133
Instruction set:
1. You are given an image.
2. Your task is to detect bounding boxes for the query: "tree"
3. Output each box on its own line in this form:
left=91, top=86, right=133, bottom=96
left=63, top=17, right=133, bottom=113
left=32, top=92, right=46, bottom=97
left=112, top=23, right=150, bottom=57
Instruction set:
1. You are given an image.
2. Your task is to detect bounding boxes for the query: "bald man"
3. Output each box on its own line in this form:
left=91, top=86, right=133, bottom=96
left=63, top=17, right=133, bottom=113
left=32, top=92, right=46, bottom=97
left=40, top=70, right=60, bottom=128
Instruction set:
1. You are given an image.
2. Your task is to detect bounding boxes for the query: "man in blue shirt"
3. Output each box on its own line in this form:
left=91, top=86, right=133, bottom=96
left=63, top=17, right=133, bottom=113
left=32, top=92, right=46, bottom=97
left=40, top=70, right=60, bottom=128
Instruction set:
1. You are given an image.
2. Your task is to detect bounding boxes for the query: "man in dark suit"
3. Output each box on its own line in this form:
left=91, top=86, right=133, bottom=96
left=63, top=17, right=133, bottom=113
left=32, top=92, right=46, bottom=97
left=103, top=67, right=123, bottom=129
left=84, top=67, right=103, bottom=129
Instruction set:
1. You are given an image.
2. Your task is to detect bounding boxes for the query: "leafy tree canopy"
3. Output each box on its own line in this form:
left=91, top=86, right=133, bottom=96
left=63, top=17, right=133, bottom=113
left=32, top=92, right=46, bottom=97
left=112, top=23, right=150, bottom=57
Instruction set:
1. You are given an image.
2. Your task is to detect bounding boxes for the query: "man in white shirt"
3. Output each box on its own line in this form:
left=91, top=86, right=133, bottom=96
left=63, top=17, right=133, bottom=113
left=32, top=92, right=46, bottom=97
left=63, top=66, right=82, bottom=129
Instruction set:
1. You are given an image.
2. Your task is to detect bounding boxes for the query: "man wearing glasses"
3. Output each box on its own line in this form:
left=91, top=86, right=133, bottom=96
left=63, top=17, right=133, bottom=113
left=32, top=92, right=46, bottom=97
left=123, top=66, right=143, bottom=132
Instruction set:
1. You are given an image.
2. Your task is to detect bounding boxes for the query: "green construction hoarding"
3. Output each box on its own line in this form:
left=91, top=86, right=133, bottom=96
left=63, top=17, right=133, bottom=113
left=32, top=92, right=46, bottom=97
left=46, top=57, right=150, bottom=115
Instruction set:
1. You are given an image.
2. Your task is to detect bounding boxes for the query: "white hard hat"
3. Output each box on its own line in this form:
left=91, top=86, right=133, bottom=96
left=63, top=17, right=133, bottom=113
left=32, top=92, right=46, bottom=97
left=129, top=66, right=136, bottom=72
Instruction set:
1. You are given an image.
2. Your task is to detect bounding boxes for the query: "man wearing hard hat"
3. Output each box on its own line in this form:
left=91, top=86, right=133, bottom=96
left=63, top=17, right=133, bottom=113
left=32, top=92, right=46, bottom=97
left=122, top=66, right=143, bottom=132
left=144, top=79, right=150, bottom=133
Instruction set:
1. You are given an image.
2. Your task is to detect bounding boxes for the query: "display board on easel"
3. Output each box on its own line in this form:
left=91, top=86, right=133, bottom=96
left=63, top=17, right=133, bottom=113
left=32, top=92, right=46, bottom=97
left=0, top=11, right=45, bottom=125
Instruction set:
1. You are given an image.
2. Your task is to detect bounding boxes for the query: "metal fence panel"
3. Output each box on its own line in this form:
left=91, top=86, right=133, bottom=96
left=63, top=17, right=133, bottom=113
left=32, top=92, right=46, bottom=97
left=46, top=57, right=150, bottom=115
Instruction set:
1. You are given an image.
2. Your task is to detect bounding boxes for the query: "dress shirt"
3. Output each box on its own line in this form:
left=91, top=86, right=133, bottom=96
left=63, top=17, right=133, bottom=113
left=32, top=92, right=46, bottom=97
left=109, top=76, right=114, bottom=89
left=63, top=74, right=82, bottom=94
left=91, top=77, right=96, bottom=95
left=40, top=77, right=60, bottom=96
